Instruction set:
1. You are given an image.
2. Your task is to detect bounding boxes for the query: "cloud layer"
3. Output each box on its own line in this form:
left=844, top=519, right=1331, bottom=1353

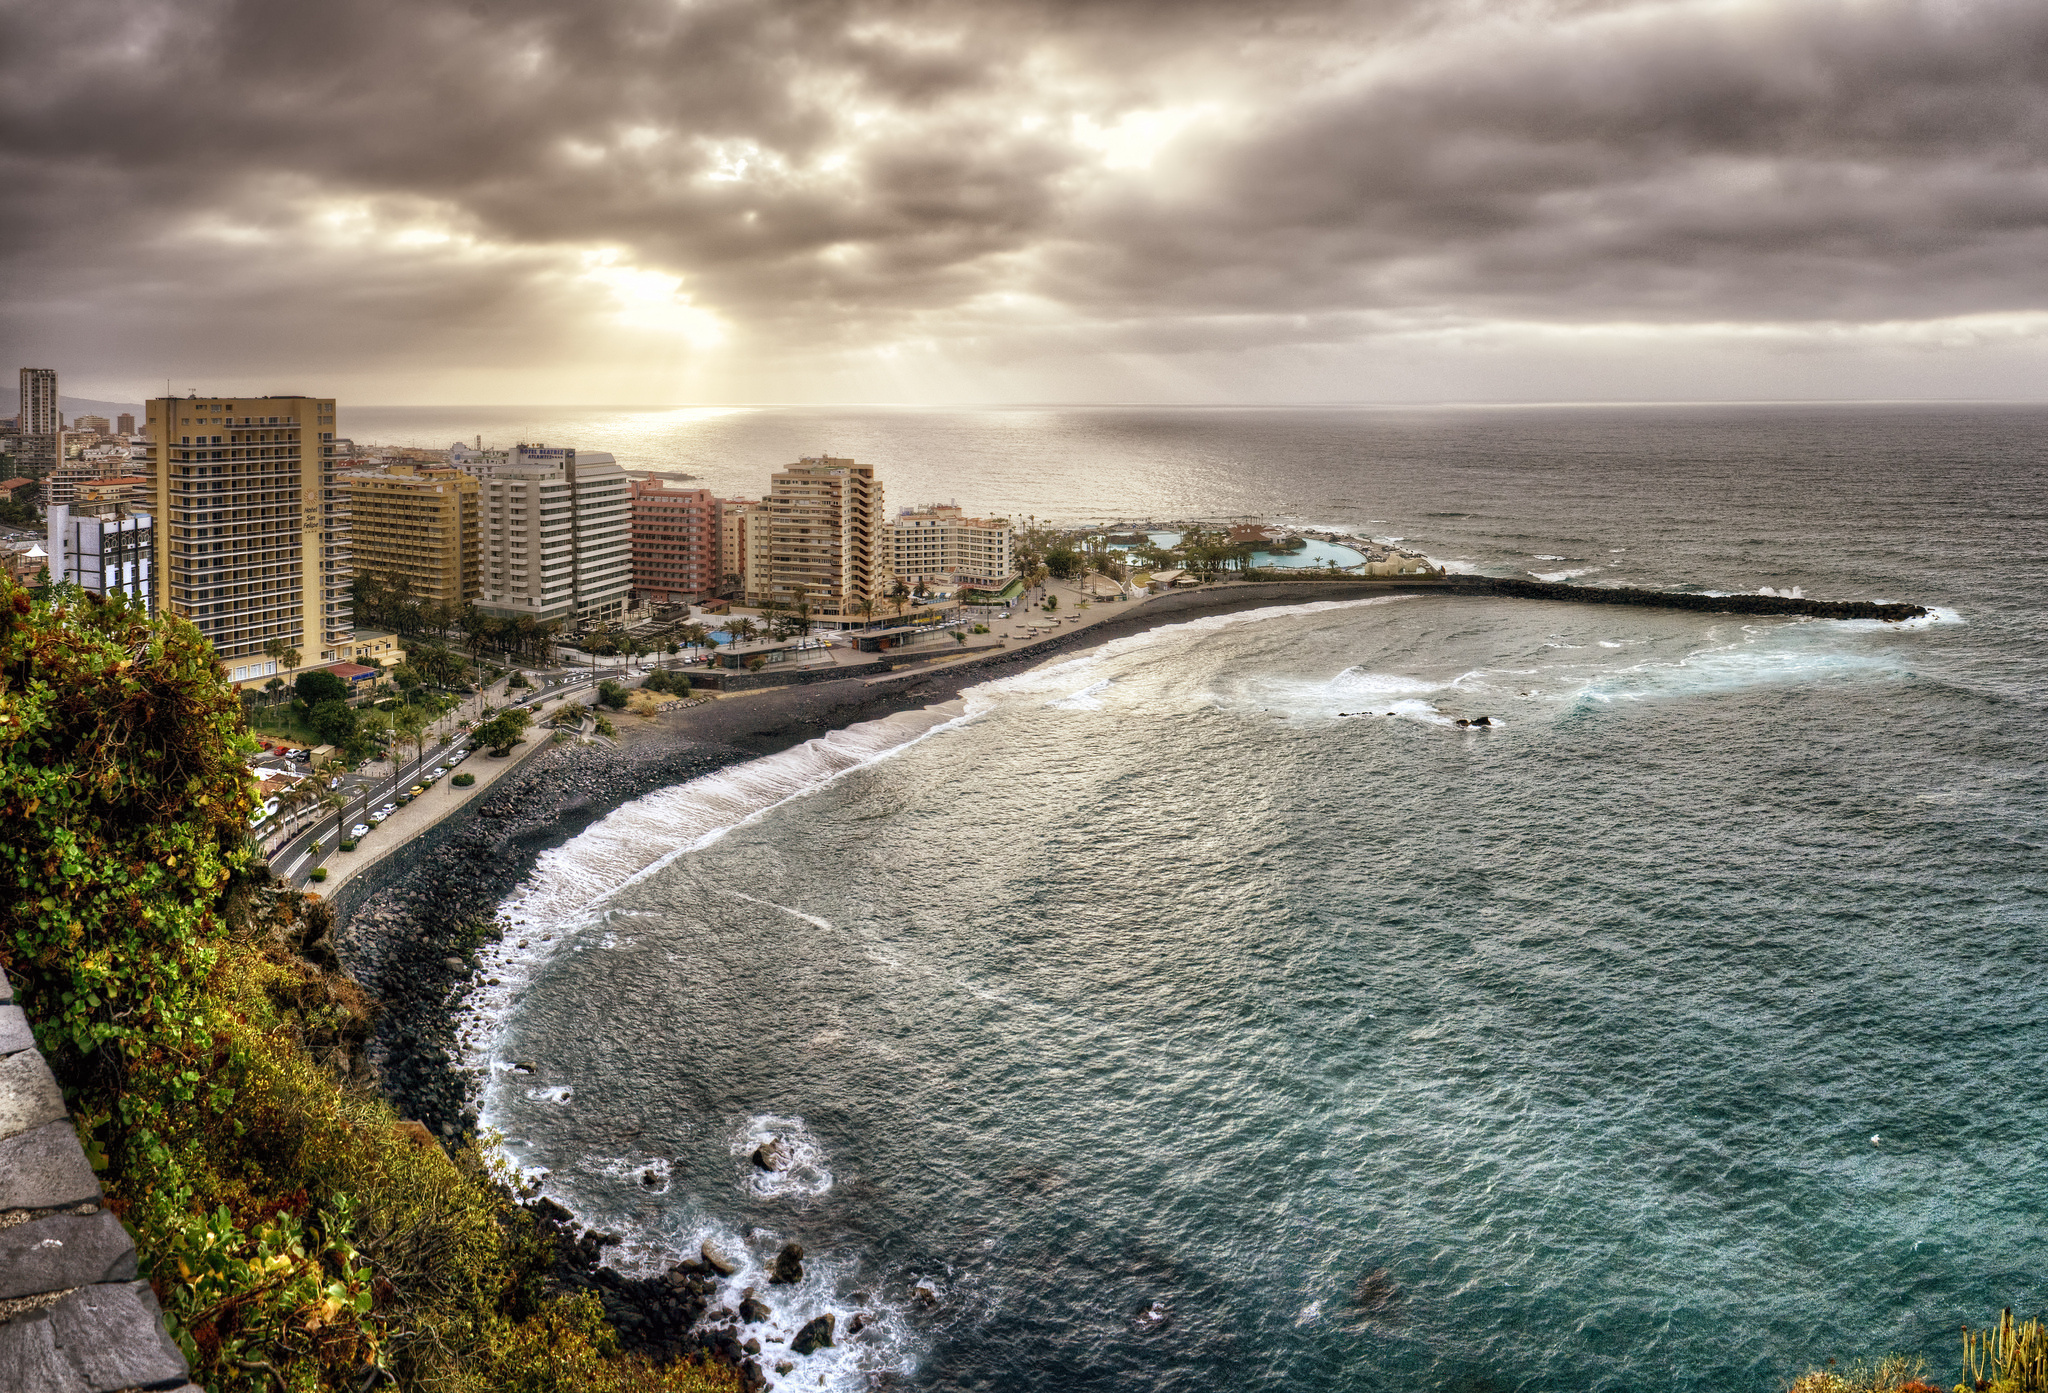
left=8, top=0, right=2048, bottom=402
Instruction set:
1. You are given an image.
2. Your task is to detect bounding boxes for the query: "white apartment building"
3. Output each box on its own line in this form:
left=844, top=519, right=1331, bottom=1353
left=47, top=505, right=153, bottom=610
left=458, top=444, right=630, bottom=624
left=884, top=504, right=1015, bottom=590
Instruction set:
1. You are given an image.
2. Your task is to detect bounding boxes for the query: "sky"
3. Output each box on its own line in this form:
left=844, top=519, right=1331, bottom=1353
left=9, top=0, right=2048, bottom=406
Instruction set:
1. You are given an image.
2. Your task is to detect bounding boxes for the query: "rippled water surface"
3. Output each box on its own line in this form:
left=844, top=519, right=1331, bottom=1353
left=441, top=405, right=2046, bottom=1392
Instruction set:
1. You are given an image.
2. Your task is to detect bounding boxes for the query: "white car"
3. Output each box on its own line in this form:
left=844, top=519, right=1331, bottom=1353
left=369, top=808, right=392, bottom=824
left=350, top=823, right=371, bottom=839
left=428, top=766, right=448, bottom=780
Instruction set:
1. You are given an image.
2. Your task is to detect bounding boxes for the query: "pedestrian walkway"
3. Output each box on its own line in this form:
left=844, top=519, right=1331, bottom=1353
left=0, top=968, right=198, bottom=1392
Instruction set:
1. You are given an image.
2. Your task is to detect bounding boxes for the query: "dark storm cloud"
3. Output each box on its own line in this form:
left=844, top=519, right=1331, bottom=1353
left=6, top=0, right=2048, bottom=394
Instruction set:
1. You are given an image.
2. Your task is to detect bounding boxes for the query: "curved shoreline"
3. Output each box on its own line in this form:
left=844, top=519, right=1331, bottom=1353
left=330, top=573, right=1927, bottom=1135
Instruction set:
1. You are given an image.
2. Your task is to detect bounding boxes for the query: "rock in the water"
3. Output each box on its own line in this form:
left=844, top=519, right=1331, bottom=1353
left=701, top=1239, right=739, bottom=1276
left=738, top=1291, right=772, bottom=1323
left=750, top=1138, right=791, bottom=1172
left=1473, top=715, right=1493, bottom=726
left=791, top=1313, right=836, bottom=1355
left=776, top=1361, right=794, bottom=1375
left=847, top=1312, right=869, bottom=1336
left=912, top=1283, right=939, bottom=1310
left=768, top=1242, right=805, bottom=1285
left=743, top=1337, right=761, bottom=1355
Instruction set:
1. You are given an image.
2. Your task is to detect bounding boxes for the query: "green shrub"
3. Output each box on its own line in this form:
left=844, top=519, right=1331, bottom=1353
left=0, top=576, right=740, bottom=1393
left=596, top=679, right=629, bottom=710
left=507, top=671, right=530, bottom=690
left=451, top=772, right=475, bottom=787
left=592, top=713, right=617, bottom=739
left=308, top=868, right=328, bottom=883
left=339, top=840, right=357, bottom=852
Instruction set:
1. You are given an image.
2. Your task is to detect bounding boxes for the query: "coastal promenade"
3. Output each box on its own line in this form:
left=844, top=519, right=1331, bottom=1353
left=0, top=969, right=198, bottom=1393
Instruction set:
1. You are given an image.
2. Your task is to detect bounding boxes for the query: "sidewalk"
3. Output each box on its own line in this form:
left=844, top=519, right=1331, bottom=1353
left=312, top=696, right=578, bottom=896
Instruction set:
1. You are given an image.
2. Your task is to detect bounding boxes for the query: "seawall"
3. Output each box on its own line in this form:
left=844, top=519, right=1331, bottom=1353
left=1444, top=574, right=1927, bottom=621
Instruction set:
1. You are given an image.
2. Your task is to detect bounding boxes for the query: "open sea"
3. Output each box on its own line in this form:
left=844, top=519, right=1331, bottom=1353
left=367, top=403, right=2048, bottom=1393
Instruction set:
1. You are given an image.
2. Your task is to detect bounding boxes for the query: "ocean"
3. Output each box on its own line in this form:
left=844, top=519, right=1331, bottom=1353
left=391, top=403, right=2046, bottom=1392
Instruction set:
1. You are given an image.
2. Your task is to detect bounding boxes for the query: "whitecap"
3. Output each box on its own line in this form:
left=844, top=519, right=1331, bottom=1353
left=1047, top=678, right=1111, bottom=711
left=732, top=1114, right=834, bottom=1201
left=1531, top=567, right=1600, bottom=582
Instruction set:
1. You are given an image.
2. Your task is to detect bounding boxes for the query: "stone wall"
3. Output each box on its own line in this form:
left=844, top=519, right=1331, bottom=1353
left=0, top=968, right=198, bottom=1393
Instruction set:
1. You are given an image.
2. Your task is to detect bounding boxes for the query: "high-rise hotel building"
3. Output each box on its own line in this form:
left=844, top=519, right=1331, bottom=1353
left=143, top=394, right=350, bottom=684
left=342, top=463, right=480, bottom=609
left=16, top=368, right=59, bottom=479
left=751, top=456, right=889, bottom=623
left=629, top=476, right=718, bottom=603
left=453, top=444, right=630, bottom=624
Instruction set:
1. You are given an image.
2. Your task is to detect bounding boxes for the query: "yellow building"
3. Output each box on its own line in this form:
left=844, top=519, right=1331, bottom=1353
left=751, top=457, right=889, bottom=623
left=143, top=393, right=348, bottom=685
left=341, top=463, right=480, bottom=609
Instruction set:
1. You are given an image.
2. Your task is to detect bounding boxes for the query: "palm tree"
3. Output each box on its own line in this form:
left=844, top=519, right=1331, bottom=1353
left=857, top=595, right=877, bottom=629
left=730, top=617, right=757, bottom=648
left=396, top=706, right=430, bottom=778
left=889, top=579, right=910, bottom=624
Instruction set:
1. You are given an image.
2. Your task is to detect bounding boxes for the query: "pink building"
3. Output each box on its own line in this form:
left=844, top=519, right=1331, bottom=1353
left=630, top=476, right=718, bottom=602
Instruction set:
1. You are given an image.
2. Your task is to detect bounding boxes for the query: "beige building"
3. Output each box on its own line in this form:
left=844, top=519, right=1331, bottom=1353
left=143, top=393, right=350, bottom=685
left=884, top=504, right=1015, bottom=591
left=750, top=456, right=889, bottom=623
left=717, top=498, right=763, bottom=592
left=342, top=462, right=480, bottom=609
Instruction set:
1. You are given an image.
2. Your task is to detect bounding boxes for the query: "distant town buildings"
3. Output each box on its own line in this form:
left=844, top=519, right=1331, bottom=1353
left=16, top=368, right=58, bottom=479
left=453, top=443, right=630, bottom=624
left=71, top=414, right=110, bottom=435
left=342, top=462, right=480, bottom=609
left=751, top=456, right=888, bottom=622
left=116, top=412, right=135, bottom=437
left=884, top=503, right=1014, bottom=592
left=144, top=392, right=349, bottom=684
left=629, top=476, right=718, bottom=603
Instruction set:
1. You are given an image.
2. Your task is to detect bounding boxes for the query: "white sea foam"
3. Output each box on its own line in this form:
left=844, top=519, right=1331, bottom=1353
left=732, top=1114, right=834, bottom=1200
left=1330, top=668, right=1440, bottom=699
left=1533, top=555, right=1566, bottom=561
left=1046, top=677, right=1112, bottom=710
left=1531, top=567, right=1600, bottom=582
left=721, top=888, right=833, bottom=930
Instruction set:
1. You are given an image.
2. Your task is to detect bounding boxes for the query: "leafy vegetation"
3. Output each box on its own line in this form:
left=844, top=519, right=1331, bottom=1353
left=0, top=576, right=737, bottom=1393
left=451, top=772, right=475, bottom=788
left=472, top=706, right=531, bottom=754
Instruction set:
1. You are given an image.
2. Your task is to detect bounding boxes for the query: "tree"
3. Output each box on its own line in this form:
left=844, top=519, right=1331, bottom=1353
left=889, top=579, right=910, bottom=623
left=857, top=595, right=876, bottom=629
left=309, top=699, right=356, bottom=747
left=472, top=707, right=530, bottom=754
left=1045, top=547, right=1083, bottom=580
left=295, top=668, right=348, bottom=705
left=263, top=676, right=286, bottom=707
left=395, top=705, right=430, bottom=772
left=729, top=617, right=757, bottom=648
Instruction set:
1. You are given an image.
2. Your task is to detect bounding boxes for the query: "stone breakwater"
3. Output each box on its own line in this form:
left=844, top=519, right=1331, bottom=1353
left=0, top=968, right=199, bottom=1393
left=1448, top=575, right=1929, bottom=621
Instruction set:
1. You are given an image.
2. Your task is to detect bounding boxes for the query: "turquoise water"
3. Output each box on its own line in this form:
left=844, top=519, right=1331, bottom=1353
left=443, top=405, right=2047, bottom=1392
left=1250, top=538, right=1367, bottom=569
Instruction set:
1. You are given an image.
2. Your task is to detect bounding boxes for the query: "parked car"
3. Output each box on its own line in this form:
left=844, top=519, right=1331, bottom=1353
left=369, top=808, right=393, bottom=824
left=408, top=784, right=427, bottom=799
left=287, top=748, right=311, bottom=763
left=351, top=822, right=371, bottom=838
left=428, top=766, right=448, bottom=780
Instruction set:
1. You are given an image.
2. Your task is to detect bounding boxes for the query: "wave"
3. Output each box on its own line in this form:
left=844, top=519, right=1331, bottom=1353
left=731, top=1114, right=834, bottom=1201
left=1531, top=566, right=1600, bottom=582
